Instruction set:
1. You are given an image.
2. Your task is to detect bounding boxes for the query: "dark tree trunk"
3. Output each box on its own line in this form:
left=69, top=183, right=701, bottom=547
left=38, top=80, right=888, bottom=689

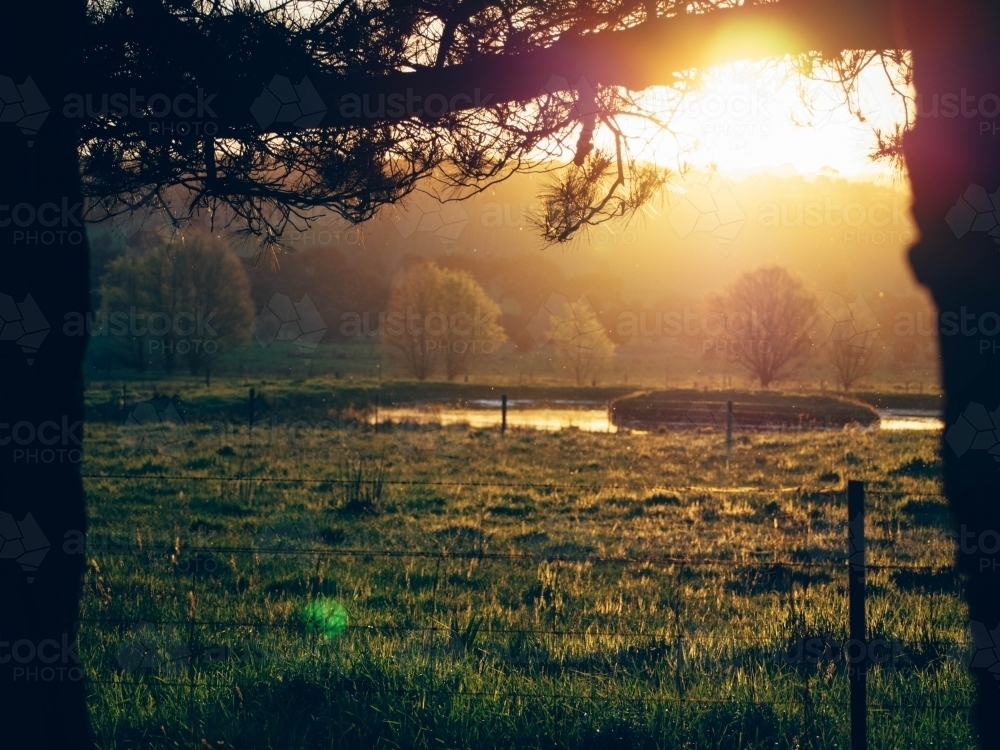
left=903, top=2, right=1000, bottom=746
left=0, top=1, right=92, bottom=747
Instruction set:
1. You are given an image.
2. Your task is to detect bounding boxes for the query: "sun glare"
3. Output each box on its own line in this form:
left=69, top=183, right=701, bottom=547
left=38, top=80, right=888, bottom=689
left=631, top=60, right=907, bottom=181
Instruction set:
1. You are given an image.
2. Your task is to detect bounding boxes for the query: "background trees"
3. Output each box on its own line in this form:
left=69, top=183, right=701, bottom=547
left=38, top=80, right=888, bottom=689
left=808, top=292, right=884, bottom=391
left=384, top=262, right=505, bottom=380
left=96, top=233, right=254, bottom=373
left=551, top=296, right=615, bottom=386
left=825, top=337, right=882, bottom=390
left=713, top=266, right=818, bottom=388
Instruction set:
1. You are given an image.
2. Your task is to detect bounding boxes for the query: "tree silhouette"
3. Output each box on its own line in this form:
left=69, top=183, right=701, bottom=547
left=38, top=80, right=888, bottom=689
left=5, top=0, right=1000, bottom=746
left=712, top=266, right=817, bottom=388
left=825, top=338, right=881, bottom=391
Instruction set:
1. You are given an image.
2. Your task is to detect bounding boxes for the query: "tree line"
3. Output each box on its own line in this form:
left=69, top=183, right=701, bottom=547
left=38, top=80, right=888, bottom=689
left=90, top=233, right=880, bottom=389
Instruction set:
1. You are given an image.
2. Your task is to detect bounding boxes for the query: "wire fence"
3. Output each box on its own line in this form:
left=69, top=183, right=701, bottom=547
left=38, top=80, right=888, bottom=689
left=75, top=467, right=970, bottom=748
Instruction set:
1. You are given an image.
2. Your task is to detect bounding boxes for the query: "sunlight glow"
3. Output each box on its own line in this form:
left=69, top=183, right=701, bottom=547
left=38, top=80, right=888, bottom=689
left=626, top=60, right=908, bottom=181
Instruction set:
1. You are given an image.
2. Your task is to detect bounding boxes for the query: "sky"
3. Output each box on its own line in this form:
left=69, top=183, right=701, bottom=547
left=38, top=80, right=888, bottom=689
left=611, top=59, right=909, bottom=182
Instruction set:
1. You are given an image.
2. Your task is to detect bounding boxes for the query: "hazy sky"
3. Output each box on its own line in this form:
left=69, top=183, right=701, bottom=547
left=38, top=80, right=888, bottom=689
left=603, top=60, right=908, bottom=181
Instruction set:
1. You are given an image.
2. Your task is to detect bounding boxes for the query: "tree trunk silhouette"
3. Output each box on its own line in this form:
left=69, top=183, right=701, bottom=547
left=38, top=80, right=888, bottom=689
left=903, top=2, right=1000, bottom=746
left=0, top=1, right=92, bottom=747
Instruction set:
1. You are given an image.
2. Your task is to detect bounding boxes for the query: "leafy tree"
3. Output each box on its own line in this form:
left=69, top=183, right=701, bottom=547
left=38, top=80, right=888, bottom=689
left=384, top=263, right=444, bottom=381
left=713, top=266, right=817, bottom=388
left=97, top=233, right=254, bottom=373
left=436, top=267, right=506, bottom=380
left=96, top=254, right=153, bottom=371
left=384, top=262, right=504, bottom=380
left=175, top=233, right=256, bottom=374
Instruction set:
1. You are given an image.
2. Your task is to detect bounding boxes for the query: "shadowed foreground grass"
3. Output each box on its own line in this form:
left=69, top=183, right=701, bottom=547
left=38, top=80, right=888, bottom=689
left=78, top=409, right=972, bottom=749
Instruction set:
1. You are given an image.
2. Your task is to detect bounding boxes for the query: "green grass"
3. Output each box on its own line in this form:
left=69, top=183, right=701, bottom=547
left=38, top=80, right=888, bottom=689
left=78, top=380, right=972, bottom=749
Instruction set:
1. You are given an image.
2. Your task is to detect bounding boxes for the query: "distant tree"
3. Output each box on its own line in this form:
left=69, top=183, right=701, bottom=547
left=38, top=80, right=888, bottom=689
left=97, top=255, right=151, bottom=371
left=713, top=266, right=817, bottom=388
left=810, top=292, right=883, bottom=390
left=98, top=233, right=254, bottom=374
left=173, top=233, right=256, bottom=375
left=385, top=262, right=505, bottom=380
left=436, top=269, right=506, bottom=381
left=553, top=296, right=615, bottom=386
left=384, top=263, right=444, bottom=381
left=826, top=338, right=881, bottom=391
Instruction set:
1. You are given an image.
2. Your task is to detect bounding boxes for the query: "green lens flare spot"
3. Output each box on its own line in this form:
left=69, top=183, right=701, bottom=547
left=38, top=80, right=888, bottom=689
left=300, top=598, right=348, bottom=639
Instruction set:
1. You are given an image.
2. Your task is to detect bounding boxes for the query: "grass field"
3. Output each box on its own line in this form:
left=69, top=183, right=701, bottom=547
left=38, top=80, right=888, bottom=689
left=76, top=378, right=971, bottom=749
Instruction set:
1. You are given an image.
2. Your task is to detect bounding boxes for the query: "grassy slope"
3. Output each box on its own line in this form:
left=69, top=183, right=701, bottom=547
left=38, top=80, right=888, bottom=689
left=79, top=394, right=972, bottom=749
left=612, top=389, right=881, bottom=428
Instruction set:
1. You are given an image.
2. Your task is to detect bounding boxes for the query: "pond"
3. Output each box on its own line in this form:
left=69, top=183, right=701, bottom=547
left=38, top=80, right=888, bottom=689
left=372, top=401, right=944, bottom=433
left=376, top=400, right=615, bottom=433
left=876, top=409, right=944, bottom=431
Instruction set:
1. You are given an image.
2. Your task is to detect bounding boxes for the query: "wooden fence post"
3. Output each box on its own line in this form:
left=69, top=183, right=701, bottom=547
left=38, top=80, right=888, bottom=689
left=248, top=388, right=255, bottom=444
left=848, top=479, right=867, bottom=750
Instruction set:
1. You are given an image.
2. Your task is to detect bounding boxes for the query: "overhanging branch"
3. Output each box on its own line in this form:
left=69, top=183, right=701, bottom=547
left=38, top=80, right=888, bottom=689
left=223, top=0, right=898, bottom=132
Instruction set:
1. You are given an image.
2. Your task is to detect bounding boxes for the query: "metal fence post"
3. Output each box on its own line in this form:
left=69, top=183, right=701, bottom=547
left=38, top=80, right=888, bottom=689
left=848, top=479, right=867, bottom=750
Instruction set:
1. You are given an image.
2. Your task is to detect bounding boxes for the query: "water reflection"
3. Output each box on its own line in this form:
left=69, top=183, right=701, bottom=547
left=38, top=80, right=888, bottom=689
left=376, top=405, right=615, bottom=433
left=372, top=402, right=944, bottom=433
left=876, top=410, right=944, bottom=431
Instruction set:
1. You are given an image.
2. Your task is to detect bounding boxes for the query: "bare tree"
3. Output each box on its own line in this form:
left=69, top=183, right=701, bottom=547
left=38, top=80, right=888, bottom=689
left=553, top=296, right=615, bottom=386
left=826, top=338, right=881, bottom=390
left=713, top=266, right=818, bottom=388
left=809, top=293, right=882, bottom=390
